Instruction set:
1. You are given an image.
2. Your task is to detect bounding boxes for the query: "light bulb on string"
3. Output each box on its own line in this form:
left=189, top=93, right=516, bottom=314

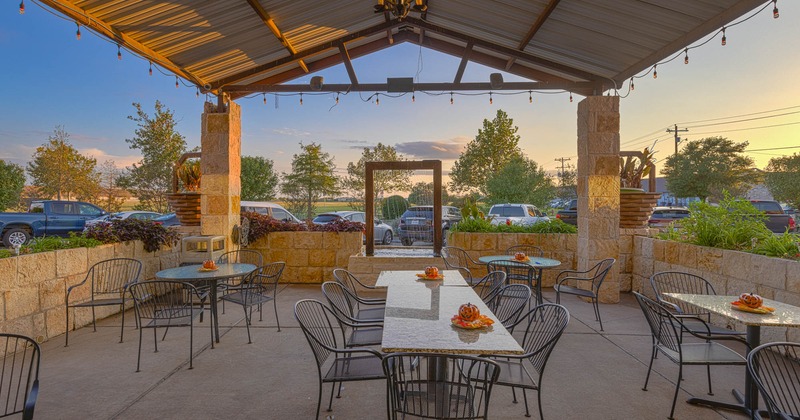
left=263, top=93, right=266, bottom=105
left=175, top=76, right=179, bottom=88
left=376, top=94, right=380, bottom=106
left=630, top=78, right=635, bottom=91
left=450, top=92, right=454, bottom=105
left=684, top=49, right=689, bottom=65
left=489, top=92, right=493, bottom=105
left=653, top=65, right=658, bottom=79
left=148, top=62, right=153, bottom=76
left=76, top=23, right=81, bottom=40
left=529, top=91, right=532, bottom=104
left=335, top=93, right=339, bottom=104
left=721, top=28, right=727, bottom=46
left=773, top=0, right=779, bottom=18
left=196, top=87, right=199, bottom=98
left=569, top=92, right=573, bottom=103
left=412, top=92, right=415, bottom=103
left=299, top=93, right=303, bottom=106
left=19, top=0, right=24, bottom=14
left=117, top=44, right=122, bottom=60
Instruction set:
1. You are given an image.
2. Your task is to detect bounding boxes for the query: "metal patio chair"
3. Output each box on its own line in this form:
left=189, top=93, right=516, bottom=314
left=321, top=280, right=385, bottom=322
left=383, top=352, right=500, bottom=420
left=0, top=333, right=40, bottom=420
left=634, top=292, right=746, bottom=420
left=294, top=299, right=385, bottom=420
left=332, top=268, right=386, bottom=304
left=65, top=257, right=142, bottom=346
left=320, top=281, right=384, bottom=347
left=553, top=258, right=615, bottom=331
left=505, top=245, right=544, bottom=258
left=488, top=260, right=541, bottom=306
left=216, top=249, right=264, bottom=313
left=220, top=262, right=283, bottom=343
left=747, top=342, right=800, bottom=419
left=486, top=284, right=531, bottom=329
left=442, top=246, right=482, bottom=285
left=472, top=271, right=507, bottom=302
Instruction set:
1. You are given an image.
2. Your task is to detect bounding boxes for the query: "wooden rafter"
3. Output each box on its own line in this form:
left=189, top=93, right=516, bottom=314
left=339, top=43, right=359, bottom=84
left=225, top=80, right=597, bottom=94
left=453, top=41, right=473, bottom=84
left=244, top=0, right=309, bottom=74
left=505, top=0, right=561, bottom=70
left=38, top=0, right=205, bottom=87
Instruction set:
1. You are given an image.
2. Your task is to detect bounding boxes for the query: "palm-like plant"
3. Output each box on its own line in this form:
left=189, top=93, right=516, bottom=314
left=620, top=147, right=655, bottom=189
left=176, top=159, right=201, bottom=192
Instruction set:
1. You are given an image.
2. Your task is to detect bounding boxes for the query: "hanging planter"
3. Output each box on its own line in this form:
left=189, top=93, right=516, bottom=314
left=619, top=149, right=659, bottom=229
left=167, top=153, right=202, bottom=226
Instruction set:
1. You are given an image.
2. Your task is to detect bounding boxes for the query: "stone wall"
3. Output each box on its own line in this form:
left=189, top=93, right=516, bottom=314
left=247, top=231, right=362, bottom=283
left=0, top=241, right=180, bottom=343
left=447, top=232, right=577, bottom=287
left=631, top=236, right=800, bottom=342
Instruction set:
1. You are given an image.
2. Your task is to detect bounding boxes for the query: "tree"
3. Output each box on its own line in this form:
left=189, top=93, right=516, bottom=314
left=555, top=165, right=577, bottom=201
left=0, top=160, right=25, bottom=211
left=449, top=109, right=523, bottom=195
left=484, top=155, right=555, bottom=207
left=94, top=160, right=127, bottom=213
left=407, top=182, right=450, bottom=206
left=342, top=143, right=411, bottom=210
left=118, top=101, right=186, bottom=213
left=764, top=153, right=800, bottom=209
left=281, top=143, right=340, bottom=220
left=662, top=137, right=754, bottom=202
left=27, top=126, right=98, bottom=200
left=241, top=156, right=279, bottom=201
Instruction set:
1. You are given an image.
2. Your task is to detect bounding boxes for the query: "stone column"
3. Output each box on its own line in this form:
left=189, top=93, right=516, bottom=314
left=576, top=96, right=620, bottom=303
left=200, top=101, right=241, bottom=250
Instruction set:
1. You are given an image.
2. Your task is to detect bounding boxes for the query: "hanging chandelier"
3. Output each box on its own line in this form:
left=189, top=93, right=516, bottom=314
left=374, top=0, right=427, bottom=19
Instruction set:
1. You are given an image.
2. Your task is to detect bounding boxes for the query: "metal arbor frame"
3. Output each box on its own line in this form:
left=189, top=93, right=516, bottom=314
left=364, top=160, right=442, bottom=256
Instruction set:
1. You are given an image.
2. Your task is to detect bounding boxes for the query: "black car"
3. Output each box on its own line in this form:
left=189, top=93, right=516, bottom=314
left=397, top=206, right=461, bottom=246
left=555, top=199, right=578, bottom=226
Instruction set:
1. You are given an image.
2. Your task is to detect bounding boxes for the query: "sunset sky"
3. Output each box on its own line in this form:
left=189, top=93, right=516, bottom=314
left=0, top=2, right=798, bottom=185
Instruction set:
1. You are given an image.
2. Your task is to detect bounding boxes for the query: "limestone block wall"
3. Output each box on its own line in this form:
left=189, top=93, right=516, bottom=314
left=631, top=236, right=800, bottom=342
left=447, top=232, right=577, bottom=287
left=618, top=228, right=650, bottom=293
left=247, top=231, right=362, bottom=283
left=0, top=241, right=180, bottom=343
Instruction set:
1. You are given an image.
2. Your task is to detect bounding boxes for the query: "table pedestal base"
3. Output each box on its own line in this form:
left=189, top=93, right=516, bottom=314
left=686, top=388, right=757, bottom=418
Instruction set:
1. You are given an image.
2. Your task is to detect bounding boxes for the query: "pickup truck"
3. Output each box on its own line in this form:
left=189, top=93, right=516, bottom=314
left=749, top=200, right=795, bottom=233
left=0, top=201, right=107, bottom=247
left=555, top=199, right=578, bottom=226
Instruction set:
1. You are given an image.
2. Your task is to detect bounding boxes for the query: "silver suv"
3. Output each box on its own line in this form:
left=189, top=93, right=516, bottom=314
left=488, top=203, right=549, bottom=226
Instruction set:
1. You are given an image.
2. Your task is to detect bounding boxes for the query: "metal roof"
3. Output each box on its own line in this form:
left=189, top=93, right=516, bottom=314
left=40, top=0, right=769, bottom=98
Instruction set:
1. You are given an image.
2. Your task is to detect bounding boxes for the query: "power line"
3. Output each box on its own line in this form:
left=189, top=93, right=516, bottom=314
left=688, top=121, right=800, bottom=136
left=746, top=145, right=800, bottom=152
left=677, top=104, right=800, bottom=125
left=685, top=110, right=800, bottom=129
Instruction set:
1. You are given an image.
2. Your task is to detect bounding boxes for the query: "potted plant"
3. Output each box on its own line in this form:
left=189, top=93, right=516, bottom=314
left=619, top=148, right=661, bottom=228
left=166, top=154, right=202, bottom=226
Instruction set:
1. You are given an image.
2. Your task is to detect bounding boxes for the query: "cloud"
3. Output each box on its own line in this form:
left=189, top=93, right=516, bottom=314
left=272, top=127, right=311, bottom=137
left=395, top=137, right=469, bottom=159
left=79, top=148, right=141, bottom=168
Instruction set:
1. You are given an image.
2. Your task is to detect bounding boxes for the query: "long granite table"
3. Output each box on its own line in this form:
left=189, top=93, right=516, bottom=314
left=375, top=270, right=469, bottom=288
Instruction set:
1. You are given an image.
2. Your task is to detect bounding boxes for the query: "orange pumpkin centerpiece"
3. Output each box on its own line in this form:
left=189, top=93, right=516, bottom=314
left=424, top=266, right=439, bottom=278
left=202, top=260, right=217, bottom=270
left=458, top=303, right=480, bottom=322
left=514, top=252, right=527, bottom=261
left=739, top=293, right=763, bottom=309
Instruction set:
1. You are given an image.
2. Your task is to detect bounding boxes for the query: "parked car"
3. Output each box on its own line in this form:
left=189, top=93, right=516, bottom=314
left=647, top=206, right=690, bottom=229
left=781, top=205, right=797, bottom=232
left=397, top=206, right=462, bottom=246
left=0, top=200, right=107, bottom=247
left=555, top=199, right=578, bottom=226
left=312, top=211, right=394, bottom=245
left=153, top=213, right=181, bottom=227
left=749, top=200, right=795, bottom=233
left=84, top=211, right=162, bottom=229
left=240, top=201, right=302, bottom=223
left=487, top=203, right=549, bottom=227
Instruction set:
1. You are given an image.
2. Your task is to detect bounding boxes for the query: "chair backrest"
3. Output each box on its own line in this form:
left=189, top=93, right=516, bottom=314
left=441, top=246, right=473, bottom=282
left=747, top=342, right=800, bottom=419
left=248, top=262, right=283, bottom=290
left=505, top=245, right=544, bottom=257
left=216, top=249, right=264, bottom=266
left=332, top=268, right=371, bottom=297
left=320, top=281, right=357, bottom=320
left=473, top=271, right=507, bottom=301
left=0, top=334, right=40, bottom=419
left=294, top=299, right=343, bottom=371
left=128, top=280, right=199, bottom=322
left=586, top=258, right=615, bottom=291
left=382, top=352, right=500, bottom=420
left=516, top=304, right=570, bottom=377
left=650, top=271, right=716, bottom=315
left=487, top=284, right=531, bottom=327
left=488, top=260, right=536, bottom=284
left=633, top=292, right=682, bottom=358
left=89, top=258, right=142, bottom=295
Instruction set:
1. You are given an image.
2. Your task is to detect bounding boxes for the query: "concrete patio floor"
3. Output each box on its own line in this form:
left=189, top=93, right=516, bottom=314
left=35, top=285, right=755, bottom=419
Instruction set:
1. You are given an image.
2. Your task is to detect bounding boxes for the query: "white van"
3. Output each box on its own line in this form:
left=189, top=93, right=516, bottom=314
left=240, top=201, right=302, bottom=223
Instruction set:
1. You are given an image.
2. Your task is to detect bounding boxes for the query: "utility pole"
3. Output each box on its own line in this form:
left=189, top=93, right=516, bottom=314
left=554, top=157, right=571, bottom=178
left=666, top=124, right=689, bottom=156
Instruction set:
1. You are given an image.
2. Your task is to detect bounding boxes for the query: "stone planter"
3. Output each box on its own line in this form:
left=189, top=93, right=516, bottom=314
left=619, top=190, right=660, bottom=228
left=166, top=192, right=201, bottom=226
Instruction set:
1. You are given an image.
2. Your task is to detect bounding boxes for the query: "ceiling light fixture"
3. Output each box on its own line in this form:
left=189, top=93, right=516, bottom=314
left=374, top=0, right=427, bottom=19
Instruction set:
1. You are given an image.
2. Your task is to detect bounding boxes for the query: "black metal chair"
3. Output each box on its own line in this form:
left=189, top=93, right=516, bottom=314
left=0, top=333, right=40, bottom=420
left=128, top=280, right=210, bottom=372
left=483, top=303, right=569, bottom=419
left=486, top=284, right=531, bottom=329
left=321, top=280, right=385, bottom=322
left=320, top=281, right=384, bottom=347
left=553, top=258, right=615, bottom=331
left=634, top=292, right=746, bottom=420
left=383, top=352, right=500, bottom=420
left=216, top=249, right=264, bottom=313
left=488, top=260, right=541, bottom=306
left=65, top=257, right=142, bottom=346
left=332, top=268, right=385, bottom=304
left=220, top=262, right=283, bottom=343
left=650, top=271, right=747, bottom=344
left=442, top=246, right=482, bottom=285
left=747, top=342, right=800, bottom=419
left=505, top=245, right=544, bottom=258
left=472, top=271, right=507, bottom=302
left=294, top=299, right=385, bottom=420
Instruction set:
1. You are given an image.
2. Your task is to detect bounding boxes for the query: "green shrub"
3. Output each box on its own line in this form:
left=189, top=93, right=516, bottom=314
left=452, top=218, right=576, bottom=234
left=753, top=233, right=800, bottom=259
left=381, top=195, right=408, bottom=220
left=20, top=233, right=102, bottom=254
left=680, top=194, right=771, bottom=250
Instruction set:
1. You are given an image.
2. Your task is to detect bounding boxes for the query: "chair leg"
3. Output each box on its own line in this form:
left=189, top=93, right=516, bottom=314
left=522, top=388, right=531, bottom=417
left=188, top=319, right=194, bottom=370
left=594, top=298, right=604, bottom=332
left=274, top=298, right=281, bottom=332
left=136, top=326, right=144, bottom=372
left=92, top=306, right=97, bottom=332
left=65, top=306, right=70, bottom=347
left=537, top=388, right=544, bottom=419
left=153, top=327, right=159, bottom=352
left=669, top=364, right=682, bottom=419
left=244, top=304, right=253, bottom=344
left=643, top=346, right=656, bottom=391
left=327, top=381, right=336, bottom=411
left=315, top=380, right=323, bottom=420
left=119, top=302, right=125, bottom=343
left=512, top=386, right=518, bottom=403
left=705, top=365, right=713, bottom=395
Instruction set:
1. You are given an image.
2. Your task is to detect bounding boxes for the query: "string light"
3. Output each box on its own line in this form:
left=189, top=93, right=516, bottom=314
left=773, top=0, right=779, bottom=18
left=148, top=61, right=152, bottom=76
left=412, top=92, right=415, bottom=103
left=299, top=93, right=303, bottom=105
left=489, top=92, right=493, bottom=105
left=653, top=65, right=658, bottom=79
left=263, top=93, right=266, bottom=105
left=335, top=93, right=339, bottom=104
left=684, top=48, right=689, bottom=65
left=629, top=78, right=635, bottom=91
left=450, top=92, right=453, bottom=105
left=196, top=87, right=199, bottom=98
left=19, top=0, right=24, bottom=14
left=117, top=44, right=122, bottom=60
left=721, top=27, right=727, bottom=46
left=76, top=23, right=81, bottom=40
left=375, top=94, right=380, bottom=106
left=528, top=90, right=532, bottom=103
left=569, top=92, right=573, bottom=103
left=175, top=76, right=179, bottom=88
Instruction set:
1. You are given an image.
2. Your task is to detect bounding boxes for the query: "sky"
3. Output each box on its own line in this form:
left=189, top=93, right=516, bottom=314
left=0, top=2, right=798, bottom=186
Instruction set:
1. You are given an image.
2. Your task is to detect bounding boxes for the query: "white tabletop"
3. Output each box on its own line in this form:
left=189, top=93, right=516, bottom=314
left=381, top=284, right=524, bottom=355
left=375, top=270, right=469, bottom=288
left=664, top=293, right=800, bottom=328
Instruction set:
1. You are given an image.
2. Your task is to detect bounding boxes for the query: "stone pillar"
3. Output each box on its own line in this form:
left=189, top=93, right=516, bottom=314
left=200, top=101, right=241, bottom=250
left=576, top=96, right=620, bottom=303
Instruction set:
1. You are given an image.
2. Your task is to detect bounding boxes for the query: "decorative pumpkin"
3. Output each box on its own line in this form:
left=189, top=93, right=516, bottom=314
left=506, top=219, right=512, bottom=226
left=424, top=266, right=439, bottom=278
left=514, top=252, right=527, bottom=261
left=202, top=260, right=217, bottom=270
left=458, top=303, right=480, bottom=322
left=739, top=293, right=763, bottom=309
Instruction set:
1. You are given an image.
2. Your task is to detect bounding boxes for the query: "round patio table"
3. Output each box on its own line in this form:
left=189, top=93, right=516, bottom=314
left=478, top=255, right=561, bottom=305
left=156, top=263, right=256, bottom=343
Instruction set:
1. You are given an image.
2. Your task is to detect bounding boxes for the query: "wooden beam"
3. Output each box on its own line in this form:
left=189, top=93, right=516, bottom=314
left=383, top=11, right=394, bottom=44
left=38, top=0, right=206, bottom=87
left=244, top=0, right=310, bottom=73
left=453, top=41, right=473, bottom=83
left=339, top=43, right=359, bottom=85
left=225, top=81, right=597, bottom=94
left=506, top=0, right=561, bottom=70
